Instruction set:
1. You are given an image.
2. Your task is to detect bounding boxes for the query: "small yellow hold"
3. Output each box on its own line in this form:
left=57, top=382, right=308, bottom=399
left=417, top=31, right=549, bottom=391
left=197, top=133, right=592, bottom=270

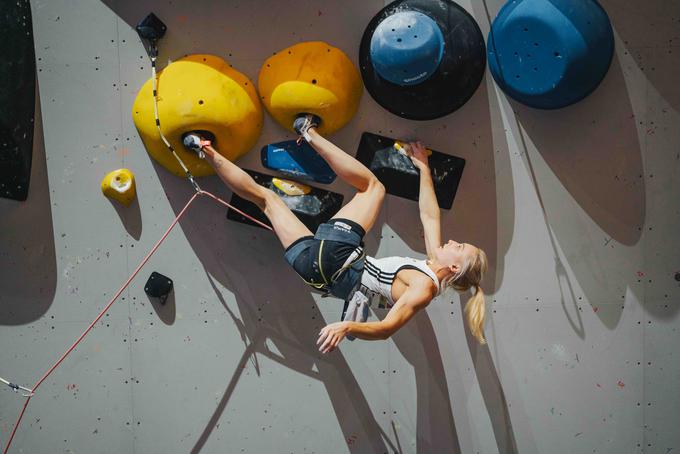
left=394, top=141, right=432, bottom=157
left=393, top=142, right=409, bottom=156
left=101, top=169, right=136, bottom=206
left=272, top=178, right=311, bottom=196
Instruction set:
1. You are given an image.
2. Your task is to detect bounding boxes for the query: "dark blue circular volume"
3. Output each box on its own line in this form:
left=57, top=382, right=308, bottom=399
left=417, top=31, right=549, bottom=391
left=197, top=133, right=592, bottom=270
left=360, top=0, right=486, bottom=121
left=487, top=0, right=615, bottom=109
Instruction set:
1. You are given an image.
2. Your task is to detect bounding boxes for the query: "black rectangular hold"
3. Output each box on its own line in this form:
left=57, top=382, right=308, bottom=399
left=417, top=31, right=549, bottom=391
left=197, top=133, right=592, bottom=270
left=355, top=132, right=465, bottom=209
left=226, top=169, right=344, bottom=232
left=0, top=0, right=36, bottom=201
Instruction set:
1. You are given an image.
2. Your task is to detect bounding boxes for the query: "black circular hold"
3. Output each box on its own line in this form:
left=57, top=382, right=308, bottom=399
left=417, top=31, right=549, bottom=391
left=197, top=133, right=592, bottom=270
left=675, top=272, right=680, bottom=282
left=359, top=0, right=486, bottom=120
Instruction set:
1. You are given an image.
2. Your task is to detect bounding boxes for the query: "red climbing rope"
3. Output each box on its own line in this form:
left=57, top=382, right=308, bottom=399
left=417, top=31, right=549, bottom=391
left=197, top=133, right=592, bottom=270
left=1, top=189, right=272, bottom=454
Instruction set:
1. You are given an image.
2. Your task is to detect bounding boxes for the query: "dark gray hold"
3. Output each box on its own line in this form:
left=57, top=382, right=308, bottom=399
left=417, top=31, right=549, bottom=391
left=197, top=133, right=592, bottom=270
left=355, top=132, right=465, bottom=209
left=135, top=13, right=167, bottom=41
left=144, top=271, right=173, bottom=304
left=0, top=0, right=35, bottom=201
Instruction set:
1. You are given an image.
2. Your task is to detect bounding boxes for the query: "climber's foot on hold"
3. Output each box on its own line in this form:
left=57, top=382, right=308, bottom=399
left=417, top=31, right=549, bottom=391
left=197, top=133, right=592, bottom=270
left=293, top=113, right=322, bottom=144
left=182, top=132, right=212, bottom=159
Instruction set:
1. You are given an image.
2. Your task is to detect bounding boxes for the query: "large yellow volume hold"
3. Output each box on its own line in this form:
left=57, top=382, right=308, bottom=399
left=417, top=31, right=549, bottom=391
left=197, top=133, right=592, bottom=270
left=258, top=42, right=362, bottom=135
left=101, top=169, right=136, bottom=206
left=133, top=54, right=263, bottom=177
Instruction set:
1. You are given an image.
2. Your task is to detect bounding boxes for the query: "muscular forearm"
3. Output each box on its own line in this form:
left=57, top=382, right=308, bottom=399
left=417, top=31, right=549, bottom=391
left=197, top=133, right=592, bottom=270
left=203, top=147, right=244, bottom=185
left=418, top=167, right=440, bottom=220
left=347, top=321, right=392, bottom=340
left=203, top=146, right=260, bottom=199
left=203, top=145, right=226, bottom=168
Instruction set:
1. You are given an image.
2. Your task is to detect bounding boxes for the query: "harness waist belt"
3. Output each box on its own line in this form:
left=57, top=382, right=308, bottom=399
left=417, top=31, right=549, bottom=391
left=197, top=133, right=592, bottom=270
left=314, top=222, right=363, bottom=246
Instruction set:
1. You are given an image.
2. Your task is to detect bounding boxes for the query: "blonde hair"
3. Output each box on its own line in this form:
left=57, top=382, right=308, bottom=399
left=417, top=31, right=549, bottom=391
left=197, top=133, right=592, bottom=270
left=442, top=247, right=488, bottom=344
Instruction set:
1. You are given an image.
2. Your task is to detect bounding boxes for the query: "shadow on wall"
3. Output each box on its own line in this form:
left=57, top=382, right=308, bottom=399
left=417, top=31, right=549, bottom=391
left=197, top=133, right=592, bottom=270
left=384, top=77, right=513, bottom=296
left=513, top=53, right=644, bottom=247
left=600, top=0, right=680, bottom=112
left=105, top=0, right=517, bottom=450
left=98, top=1, right=241, bottom=62
left=143, top=143, right=507, bottom=451
left=461, top=292, right=530, bottom=454
left=374, top=77, right=519, bottom=454
left=155, top=171, right=396, bottom=453
left=107, top=191, right=143, bottom=241
left=390, top=313, right=463, bottom=453
left=0, top=93, right=57, bottom=325
left=99, top=0, right=380, bottom=66
left=511, top=52, right=646, bottom=329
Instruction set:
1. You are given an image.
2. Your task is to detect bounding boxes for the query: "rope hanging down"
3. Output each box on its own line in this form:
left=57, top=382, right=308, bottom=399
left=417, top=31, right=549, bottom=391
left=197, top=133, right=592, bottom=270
left=2, top=189, right=272, bottom=453
left=2, top=32, right=275, bottom=453
left=148, top=44, right=201, bottom=193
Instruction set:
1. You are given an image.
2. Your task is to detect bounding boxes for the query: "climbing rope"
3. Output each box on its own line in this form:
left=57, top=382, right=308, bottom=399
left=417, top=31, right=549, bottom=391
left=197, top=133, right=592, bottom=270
left=1, top=30, right=277, bottom=452
left=147, top=41, right=202, bottom=193
left=1, top=189, right=272, bottom=453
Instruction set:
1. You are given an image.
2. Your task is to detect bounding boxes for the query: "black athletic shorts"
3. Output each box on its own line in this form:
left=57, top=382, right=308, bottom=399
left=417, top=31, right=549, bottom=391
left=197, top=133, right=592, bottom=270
left=283, top=218, right=365, bottom=298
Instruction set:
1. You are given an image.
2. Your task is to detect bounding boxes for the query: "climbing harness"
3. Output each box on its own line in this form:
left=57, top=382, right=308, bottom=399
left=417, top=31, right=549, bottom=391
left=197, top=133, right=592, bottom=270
left=285, top=221, right=367, bottom=299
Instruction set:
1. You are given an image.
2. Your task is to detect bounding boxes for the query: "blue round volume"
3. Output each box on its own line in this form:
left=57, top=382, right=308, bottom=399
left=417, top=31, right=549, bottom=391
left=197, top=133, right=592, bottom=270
left=487, top=0, right=614, bottom=109
left=370, top=11, right=445, bottom=86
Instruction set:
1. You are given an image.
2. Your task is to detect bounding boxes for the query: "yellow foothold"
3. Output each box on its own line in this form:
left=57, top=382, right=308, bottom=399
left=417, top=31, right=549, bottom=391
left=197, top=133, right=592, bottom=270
left=272, top=178, right=311, bottom=196
left=101, top=169, right=136, bottom=206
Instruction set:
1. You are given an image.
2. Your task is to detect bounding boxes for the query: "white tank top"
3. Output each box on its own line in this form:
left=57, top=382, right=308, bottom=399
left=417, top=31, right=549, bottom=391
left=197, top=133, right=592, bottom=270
left=360, top=256, right=441, bottom=307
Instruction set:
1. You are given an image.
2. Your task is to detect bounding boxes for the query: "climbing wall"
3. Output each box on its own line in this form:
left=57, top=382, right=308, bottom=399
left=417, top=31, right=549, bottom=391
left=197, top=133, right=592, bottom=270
left=1, top=0, right=679, bottom=453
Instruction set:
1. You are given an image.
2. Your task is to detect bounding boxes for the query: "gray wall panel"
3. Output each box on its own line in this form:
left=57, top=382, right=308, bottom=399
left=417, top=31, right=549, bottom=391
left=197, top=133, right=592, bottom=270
left=1, top=0, right=678, bottom=453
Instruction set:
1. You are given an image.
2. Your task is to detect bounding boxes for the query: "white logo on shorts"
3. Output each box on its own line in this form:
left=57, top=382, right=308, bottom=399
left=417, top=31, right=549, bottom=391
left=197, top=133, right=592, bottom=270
left=333, top=221, right=352, bottom=232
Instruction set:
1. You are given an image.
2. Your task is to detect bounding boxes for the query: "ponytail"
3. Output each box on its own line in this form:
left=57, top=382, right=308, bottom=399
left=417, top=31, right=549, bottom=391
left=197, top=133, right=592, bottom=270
left=464, top=285, right=486, bottom=344
left=444, top=247, right=488, bottom=344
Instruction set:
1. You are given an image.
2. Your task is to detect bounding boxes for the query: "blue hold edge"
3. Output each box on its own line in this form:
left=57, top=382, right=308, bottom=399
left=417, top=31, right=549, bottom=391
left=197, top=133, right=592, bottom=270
left=487, top=0, right=614, bottom=109
left=261, top=140, right=337, bottom=185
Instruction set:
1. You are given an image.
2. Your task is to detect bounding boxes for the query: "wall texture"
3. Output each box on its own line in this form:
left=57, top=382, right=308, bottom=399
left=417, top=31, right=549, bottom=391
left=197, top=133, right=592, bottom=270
left=1, top=0, right=678, bottom=453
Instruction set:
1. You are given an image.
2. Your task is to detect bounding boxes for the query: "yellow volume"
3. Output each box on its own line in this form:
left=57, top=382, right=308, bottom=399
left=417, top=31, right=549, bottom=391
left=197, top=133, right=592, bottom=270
left=259, top=42, right=362, bottom=136
left=132, top=54, right=262, bottom=177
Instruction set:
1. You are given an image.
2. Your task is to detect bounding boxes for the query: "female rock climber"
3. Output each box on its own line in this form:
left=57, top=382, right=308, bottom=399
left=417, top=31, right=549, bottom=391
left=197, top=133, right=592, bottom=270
left=184, top=114, right=488, bottom=353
